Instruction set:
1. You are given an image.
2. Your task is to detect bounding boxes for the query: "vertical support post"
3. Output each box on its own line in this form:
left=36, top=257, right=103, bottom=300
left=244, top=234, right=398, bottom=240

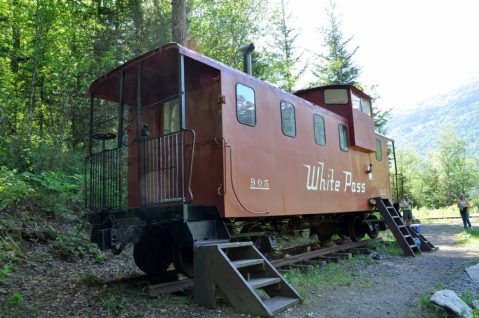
left=118, top=70, right=125, bottom=149
left=178, top=53, right=187, bottom=220
left=136, top=64, right=142, bottom=205
left=89, top=95, right=94, bottom=155
left=118, top=70, right=125, bottom=207
left=392, top=140, right=399, bottom=202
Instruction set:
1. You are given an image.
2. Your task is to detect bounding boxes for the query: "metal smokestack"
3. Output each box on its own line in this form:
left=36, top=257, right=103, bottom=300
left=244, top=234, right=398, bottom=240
left=239, top=43, right=255, bottom=75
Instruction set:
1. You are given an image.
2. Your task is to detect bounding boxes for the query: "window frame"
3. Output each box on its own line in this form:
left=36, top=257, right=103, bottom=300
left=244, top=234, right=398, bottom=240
left=280, top=100, right=296, bottom=138
left=376, top=138, right=383, bottom=161
left=235, top=83, right=256, bottom=127
left=313, top=114, right=326, bottom=146
left=338, top=124, right=349, bottom=152
left=324, top=88, right=349, bottom=104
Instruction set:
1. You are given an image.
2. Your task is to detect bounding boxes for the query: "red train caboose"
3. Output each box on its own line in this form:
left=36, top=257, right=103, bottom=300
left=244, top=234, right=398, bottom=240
left=86, top=43, right=394, bottom=276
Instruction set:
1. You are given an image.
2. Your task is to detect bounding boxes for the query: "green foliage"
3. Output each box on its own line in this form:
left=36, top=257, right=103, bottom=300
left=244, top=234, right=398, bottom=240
left=102, top=294, right=125, bottom=313
left=23, top=171, right=83, bottom=216
left=393, top=129, right=479, bottom=208
left=0, top=167, right=34, bottom=210
left=53, top=229, right=103, bottom=261
left=311, top=0, right=360, bottom=86
left=76, top=271, right=104, bottom=287
left=189, top=0, right=267, bottom=70
left=257, top=0, right=305, bottom=92
left=455, top=228, right=479, bottom=252
left=370, top=230, right=403, bottom=256
left=413, top=205, right=460, bottom=222
left=5, top=291, right=24, bottom=307
left=373, top=105, right=392, bottom=135
left=0, top=291, right=38, bottom=318
left=0, top=233, right=24, bottom=280
left=0, top=166, right=82, bottom=216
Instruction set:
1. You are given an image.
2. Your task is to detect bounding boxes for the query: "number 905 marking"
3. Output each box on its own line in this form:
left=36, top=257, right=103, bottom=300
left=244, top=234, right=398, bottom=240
left=250, top=178, right=270, bottom=190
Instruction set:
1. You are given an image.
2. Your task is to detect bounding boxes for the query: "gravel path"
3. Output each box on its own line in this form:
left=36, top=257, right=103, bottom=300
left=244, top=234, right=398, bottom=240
left=281, top=222, right=479, bottom=318
left=2, top=222, right=478, bottom=317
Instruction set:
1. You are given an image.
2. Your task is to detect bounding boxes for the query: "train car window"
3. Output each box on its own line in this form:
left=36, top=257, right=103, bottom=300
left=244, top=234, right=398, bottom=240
left=280, top=101, right=296, bottom=137
left=163, top=98, right=180, bottom=134
left=313, top=114, right=326, bottom=145
left=361, top=99, right=372, bottom=116
left=236, top=83, right=256, bottom=126
left=324, top=89, right=349, bottom=104
left=338, top=124, right=349, bottom=151
left=376, top=138, right=383, bottom=161
left=352, top=94, right=361, bottom=109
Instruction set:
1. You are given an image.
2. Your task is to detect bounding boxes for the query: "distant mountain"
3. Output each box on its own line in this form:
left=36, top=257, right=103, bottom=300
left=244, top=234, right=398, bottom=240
left=387, top=79, right=479, bottom=156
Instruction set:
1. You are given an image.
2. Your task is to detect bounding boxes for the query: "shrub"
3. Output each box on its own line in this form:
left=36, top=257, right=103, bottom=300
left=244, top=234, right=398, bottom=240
left=0, top=167, right=34, bottom=211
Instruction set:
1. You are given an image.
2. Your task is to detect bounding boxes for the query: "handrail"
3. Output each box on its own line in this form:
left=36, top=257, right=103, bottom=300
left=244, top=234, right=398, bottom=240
left=138, top=129, right=196, bottom=206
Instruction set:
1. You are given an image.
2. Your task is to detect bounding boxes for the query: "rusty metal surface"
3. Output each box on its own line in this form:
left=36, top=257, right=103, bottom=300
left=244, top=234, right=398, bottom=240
left=89, top=43, right=393, bottom=218
left=221, top=68, right=392, bottom=217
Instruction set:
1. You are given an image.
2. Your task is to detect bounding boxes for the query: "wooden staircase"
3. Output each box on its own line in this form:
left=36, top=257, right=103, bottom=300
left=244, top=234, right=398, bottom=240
left=374, top=197, right=421, bottom=257
left=194, top=241, right=301, bottom=317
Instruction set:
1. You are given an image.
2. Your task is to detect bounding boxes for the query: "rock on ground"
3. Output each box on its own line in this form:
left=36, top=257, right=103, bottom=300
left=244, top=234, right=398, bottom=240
left=430, top=289, right=472, bottom=318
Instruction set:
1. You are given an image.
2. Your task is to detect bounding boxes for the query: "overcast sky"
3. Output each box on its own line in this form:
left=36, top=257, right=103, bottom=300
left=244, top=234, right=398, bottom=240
left=287, top=0, right=479, bottom=111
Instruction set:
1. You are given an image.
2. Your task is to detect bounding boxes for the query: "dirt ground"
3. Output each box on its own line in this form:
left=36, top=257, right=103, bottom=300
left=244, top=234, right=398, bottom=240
left=279, top=222, right=479, bottom=318
left=2, top=221, right=478, bottom=318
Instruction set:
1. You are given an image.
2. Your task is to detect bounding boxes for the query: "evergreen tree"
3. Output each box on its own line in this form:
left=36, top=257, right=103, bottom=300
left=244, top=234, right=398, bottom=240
left=267, top=0, right=304, bottom=92
left=312, top=0, right=360, bottom=86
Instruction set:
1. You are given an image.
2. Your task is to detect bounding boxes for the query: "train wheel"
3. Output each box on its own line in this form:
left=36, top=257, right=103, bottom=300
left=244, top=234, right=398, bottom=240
left=173, top=246, right=194, bottom=277
left=133, top=230, right=173, bottom=277
left=366, top=215, right=380, bottom=239
left=348, top=215, right=366, bottom=242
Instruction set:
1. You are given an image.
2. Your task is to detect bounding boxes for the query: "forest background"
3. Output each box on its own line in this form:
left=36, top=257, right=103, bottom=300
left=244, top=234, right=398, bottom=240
left=0, top=0, right=478, bottom=218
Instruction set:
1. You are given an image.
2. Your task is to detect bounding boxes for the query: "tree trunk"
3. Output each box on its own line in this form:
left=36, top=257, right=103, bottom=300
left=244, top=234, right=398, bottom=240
left=27, top=0, right=41, bottom=142
left=172, top=0, right=187, bottom=45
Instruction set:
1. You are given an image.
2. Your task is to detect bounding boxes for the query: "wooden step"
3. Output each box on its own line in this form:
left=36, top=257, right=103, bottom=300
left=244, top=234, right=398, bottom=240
left=217, top=241, right=253, bottom=249
left=247, top=277, right=281, bottom=289
left=232, top=259, right=264, bottom=268
left=263, top=296, right=300, bottom=314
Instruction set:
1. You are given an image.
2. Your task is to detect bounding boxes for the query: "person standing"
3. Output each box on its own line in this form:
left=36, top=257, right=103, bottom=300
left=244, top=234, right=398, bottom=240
left=399, top=193, right=414, bottom=226
left=458, top=194, right=472, bottom=229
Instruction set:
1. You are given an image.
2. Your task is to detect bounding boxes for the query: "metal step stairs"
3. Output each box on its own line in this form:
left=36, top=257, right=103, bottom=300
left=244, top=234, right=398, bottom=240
left=374, top=197, right=421, bottom=257
left=194, top=241, right=302, bottom=317
left=407, top=226, right=438, bottom=252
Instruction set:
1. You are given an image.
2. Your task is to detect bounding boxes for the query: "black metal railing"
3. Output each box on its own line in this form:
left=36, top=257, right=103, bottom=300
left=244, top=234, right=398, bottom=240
left=85, top=147, right=126, bottom=212
left=139, top=129, right=195, bottom=206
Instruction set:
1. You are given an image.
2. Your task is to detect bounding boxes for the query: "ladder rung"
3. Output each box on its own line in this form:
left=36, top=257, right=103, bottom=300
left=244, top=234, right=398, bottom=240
left=247, top=277, right=281, bottom=289
left=403, top=235, right=411, bottom=238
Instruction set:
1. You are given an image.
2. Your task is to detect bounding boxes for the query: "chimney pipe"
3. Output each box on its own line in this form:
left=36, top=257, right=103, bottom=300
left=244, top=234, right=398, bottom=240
left=239, top=43, right=255, bottom=75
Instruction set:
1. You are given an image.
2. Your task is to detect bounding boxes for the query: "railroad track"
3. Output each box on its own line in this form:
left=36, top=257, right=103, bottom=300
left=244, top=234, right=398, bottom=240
left=148, top=238, right=380, bottom=296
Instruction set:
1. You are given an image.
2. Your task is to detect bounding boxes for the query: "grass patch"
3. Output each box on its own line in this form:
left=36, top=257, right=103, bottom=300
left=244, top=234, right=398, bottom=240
left=283, top=256, right=373, bottom=299
left=369, top=230, right=403, bottom=256
left=52, top=228, right=105, bottom=262
left=0, top=291, right=39, bottom=318
left=76, top=271, right=104, bottom=287
left=413, top=205, right=478, bottom=223
left=455, top=228, right=479, bottom=252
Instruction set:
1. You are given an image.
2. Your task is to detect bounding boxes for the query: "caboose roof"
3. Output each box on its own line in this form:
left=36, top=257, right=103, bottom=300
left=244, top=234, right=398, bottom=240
left=295, top=84, right=372, bottom=101
left=88, top=43, right=350, bottom=121
left=89, top=43, right=228, bottom=97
